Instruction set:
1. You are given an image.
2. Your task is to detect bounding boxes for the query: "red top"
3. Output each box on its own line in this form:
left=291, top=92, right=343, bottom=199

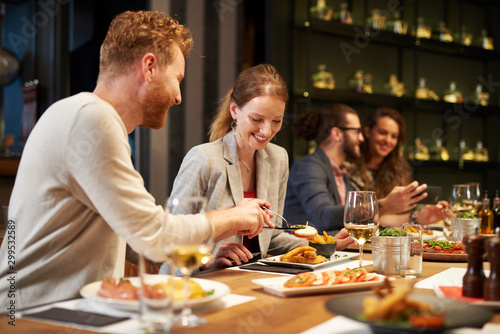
left=243, top=190, right=259, bottom=252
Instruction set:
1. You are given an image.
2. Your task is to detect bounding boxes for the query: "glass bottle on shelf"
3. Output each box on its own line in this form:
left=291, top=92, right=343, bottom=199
left=474, top=141, right=488, bottom=162
left=474, top=84, right=489, bottom=106
left=311, top=64, right=335, bottom=90
left=460, top=26, right=473, bottom=46
left=416, top=17, right=431, bottom=39
left=366, top=9, right=386, bottom=30
left=385, top=11, right=407, bottom=35
left=415, top=78, right=439, bottom=101
left=384, top=74, right=405, bottom=97
left=479, top=191, right=494, bottom=234
left=414, top=137, right=430, bottom=161
left=443, top=81, right=463, bottom=103
left=493, top=190, right=500, bottom=232
left=310, top=0, right=333, bottom=21
left=338, top=2, right=352, bottom=24
left=349, top=70, right=364, bottom=93
left=415, top=78, right=427, bottom=99
left=477, top=29, right=494, bottom=50
left=440, top=143, right=450, bottom=161
left=430, top=138, right=448, bottom=161
left=433, top=21, right=453, bottom=43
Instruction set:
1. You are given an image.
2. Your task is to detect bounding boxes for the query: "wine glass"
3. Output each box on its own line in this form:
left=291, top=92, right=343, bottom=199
left=465, top=182, right=481, bottom=212
left=449, top=184, right=474, bottom=213
left=166, top=196, right=214, bottom=327
left=344, top=191, right=379, bottom=268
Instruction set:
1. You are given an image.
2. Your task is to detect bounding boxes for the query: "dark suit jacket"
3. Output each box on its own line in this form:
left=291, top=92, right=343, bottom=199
left=284, top=146, right=354, bottom=234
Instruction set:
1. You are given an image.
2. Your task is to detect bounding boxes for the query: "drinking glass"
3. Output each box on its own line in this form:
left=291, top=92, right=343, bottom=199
left=139, top=252, right=174, bottom=333
left=166, top=196, right=214, bottom=327
left=344, top=191, right=379, bottom=268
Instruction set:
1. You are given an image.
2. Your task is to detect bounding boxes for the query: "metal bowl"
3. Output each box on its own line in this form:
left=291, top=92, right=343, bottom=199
left=309, top=242, right=336, bottom=258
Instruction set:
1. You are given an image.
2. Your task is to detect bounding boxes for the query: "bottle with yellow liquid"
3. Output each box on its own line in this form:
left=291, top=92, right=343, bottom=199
left=479, top=191, right=494, bottom=234
left=493, top=190, right=500, bottom=232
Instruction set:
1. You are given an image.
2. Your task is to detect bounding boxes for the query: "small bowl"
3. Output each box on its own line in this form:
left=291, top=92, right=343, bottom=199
left=309, top=242, right=336, bottom=258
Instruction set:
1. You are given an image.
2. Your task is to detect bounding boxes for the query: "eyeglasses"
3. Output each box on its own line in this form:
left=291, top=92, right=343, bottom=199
left=337, top=127, right=362, bottom=135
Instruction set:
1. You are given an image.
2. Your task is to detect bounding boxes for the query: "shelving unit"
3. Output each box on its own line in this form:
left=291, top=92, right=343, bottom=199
left=284, top=0, right=500, bottom=195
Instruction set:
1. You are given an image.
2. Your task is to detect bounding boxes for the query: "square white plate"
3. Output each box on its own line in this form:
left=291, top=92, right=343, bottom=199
left=257, top=251, right=357, bottom=270
left=252, top=273, right=387, bottom=297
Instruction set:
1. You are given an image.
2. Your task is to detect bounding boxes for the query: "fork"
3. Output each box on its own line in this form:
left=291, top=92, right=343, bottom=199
left=260, top=206, right=291, bottom=227
left=250, top=198, right=292, bottom=228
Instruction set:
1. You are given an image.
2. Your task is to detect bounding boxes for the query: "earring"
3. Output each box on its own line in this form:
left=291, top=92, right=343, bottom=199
left=231, top=119, right=237, bottom=133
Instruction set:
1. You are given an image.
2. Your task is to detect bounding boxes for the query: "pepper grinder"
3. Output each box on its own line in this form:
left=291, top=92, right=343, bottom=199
left=484, top=236, right=500, bottom=300
left=463, top=234, right=486, bottom=298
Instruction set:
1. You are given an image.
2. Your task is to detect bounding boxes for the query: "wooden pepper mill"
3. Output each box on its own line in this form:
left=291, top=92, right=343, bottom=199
left=463, top=234, right=486, bottom=298
left=484, top=236, right=500, bottom=300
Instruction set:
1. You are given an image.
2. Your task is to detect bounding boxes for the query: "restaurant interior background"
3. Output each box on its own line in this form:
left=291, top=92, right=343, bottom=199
left=1, top=0, right=500, bottom=213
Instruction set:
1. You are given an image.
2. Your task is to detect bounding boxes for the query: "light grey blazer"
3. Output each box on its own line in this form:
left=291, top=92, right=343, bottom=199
left=170, top=132, right=306, bottom=257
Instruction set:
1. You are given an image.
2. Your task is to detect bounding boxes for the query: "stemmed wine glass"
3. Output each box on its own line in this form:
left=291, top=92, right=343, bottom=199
left=344, top=191, right=379, bottom=268
left=449, top=184, right=475, bottom=213
left=166, top=196, right=214, bottom=328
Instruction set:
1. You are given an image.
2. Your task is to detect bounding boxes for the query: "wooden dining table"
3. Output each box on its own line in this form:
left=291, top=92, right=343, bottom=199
left=2, top=252, right=499, bottom=334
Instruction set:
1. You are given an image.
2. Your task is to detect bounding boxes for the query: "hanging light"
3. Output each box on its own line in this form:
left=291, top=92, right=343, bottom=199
left=0, top=2, right=20, bottom=86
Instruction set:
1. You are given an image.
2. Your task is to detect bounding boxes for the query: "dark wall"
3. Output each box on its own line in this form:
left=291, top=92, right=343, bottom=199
left=1, top=0, right=146, bottom=155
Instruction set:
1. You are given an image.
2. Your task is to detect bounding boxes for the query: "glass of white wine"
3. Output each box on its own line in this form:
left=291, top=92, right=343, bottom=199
left=344, top=191, right=379, bottom=268
left=166, top=196, right=214, bottom=328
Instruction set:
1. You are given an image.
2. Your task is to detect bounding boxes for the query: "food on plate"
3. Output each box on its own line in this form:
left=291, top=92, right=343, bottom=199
left=404, top=225, right=420, bottom=234
left=99, top=277, right=138, bottom=300
left=283, top=268, right=379, bottom=288
left=291, top=223, right=318, bottom=238
left=362, top=279, right=445, bottom=328
left=279, top=246, right=327, bottom=264
left=97, top=277, right=211, bottom=301
left=379, top=227, right=403, bottom=237
left=423, top=240, right=465, bottom=254
left=422, top=228, right=434, bottom=236
left=308, top=231, right=336, bottom=244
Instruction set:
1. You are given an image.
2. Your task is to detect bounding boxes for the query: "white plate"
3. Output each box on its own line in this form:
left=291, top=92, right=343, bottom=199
left=423, top=231, right=444, bottom=241
left=257, top=251, right=357, bottom=270
left=80, top=276, right=230, bottom=312
left=434, top=286, right=500, bottom=310
left=252, top=273, right=387, bottom=297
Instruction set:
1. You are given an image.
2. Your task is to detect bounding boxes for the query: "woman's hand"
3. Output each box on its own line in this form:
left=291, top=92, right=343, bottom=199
left=334, top=228, right=358, bottom=251
left=207, top=198, right=274, bottom=241
left=416, top=201, right=449, bottom=225
left=212, top=242, right=255, bottom=268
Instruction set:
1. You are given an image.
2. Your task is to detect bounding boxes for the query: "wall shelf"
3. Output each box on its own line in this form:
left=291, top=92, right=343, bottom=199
left=286, top=0, right=500, bottom=195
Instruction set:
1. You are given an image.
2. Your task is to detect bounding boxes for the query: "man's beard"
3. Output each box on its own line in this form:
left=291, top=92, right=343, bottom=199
left=140, top=79, right=174, bottom=129
left=343, top=135, right=360, bottom=160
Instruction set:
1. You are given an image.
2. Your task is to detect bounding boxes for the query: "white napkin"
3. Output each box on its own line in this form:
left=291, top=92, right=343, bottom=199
left=414, top=267, right=490, bottom=290
left=20, top=294, right=255, bottom=334
left=300, top=316, right=372, bottom=334
left=300, top=316, right=500, bottom=334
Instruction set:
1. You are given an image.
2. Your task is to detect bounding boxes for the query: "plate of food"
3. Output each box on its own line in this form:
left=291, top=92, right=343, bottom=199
left=422, top=240, right=467, bottom=261
left=80, top=275, right=230, bottom=312
left=326, top=281, right=493, bottom=333
left=252, top=269, right=386, bottom=297
left=422, top=228, right=443, bottom=241
left=258, top=246, right=357, bottom=270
